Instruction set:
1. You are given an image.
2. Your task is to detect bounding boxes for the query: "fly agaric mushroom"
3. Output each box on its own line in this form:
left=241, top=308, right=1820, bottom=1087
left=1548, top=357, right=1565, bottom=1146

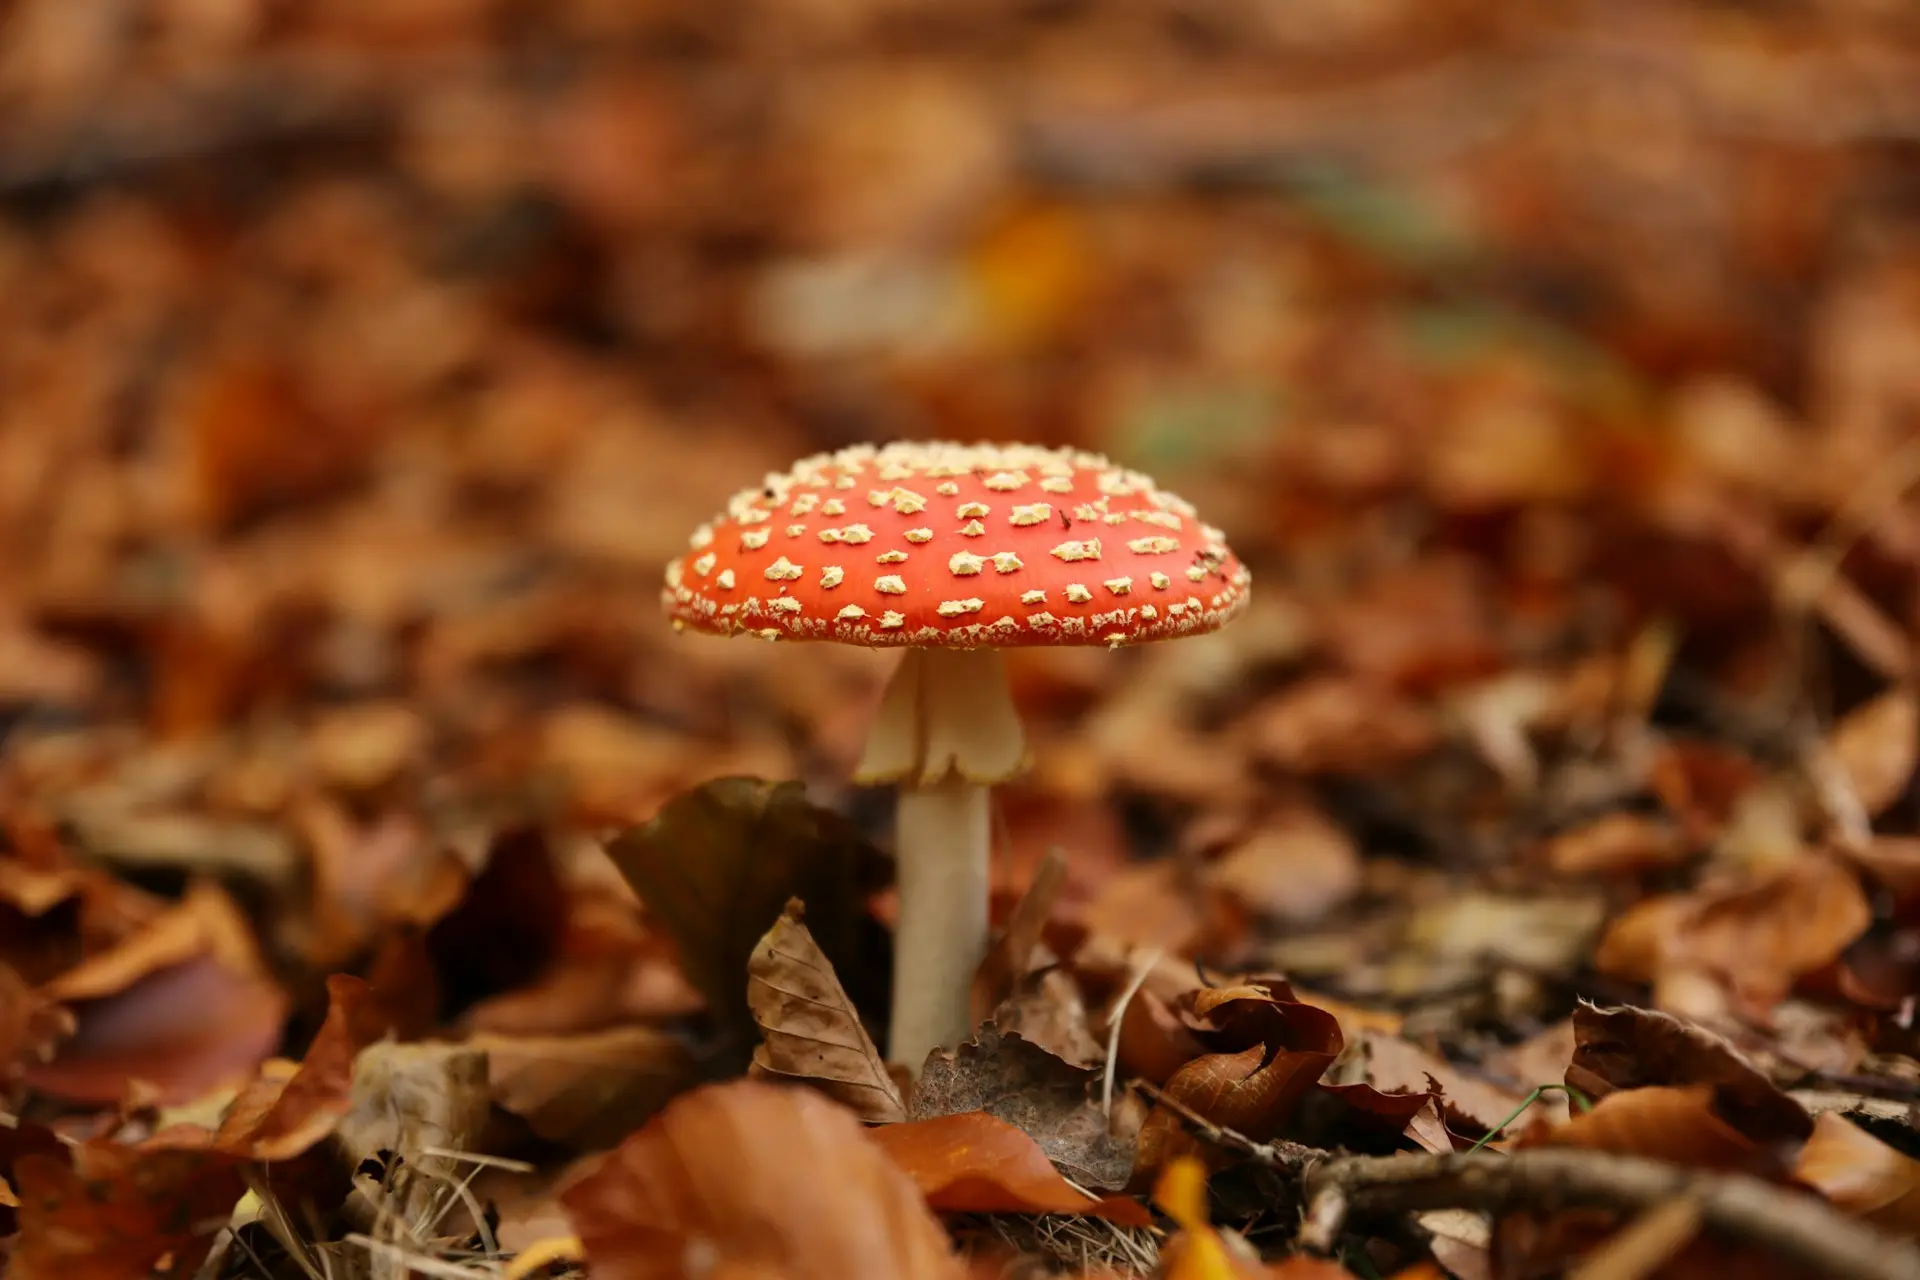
left=663, top=442, right=1250, bottom=1070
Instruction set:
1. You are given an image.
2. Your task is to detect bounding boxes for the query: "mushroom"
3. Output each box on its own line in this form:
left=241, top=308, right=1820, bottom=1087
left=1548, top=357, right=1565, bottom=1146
left=662, top=442, right=1251, bottom=1070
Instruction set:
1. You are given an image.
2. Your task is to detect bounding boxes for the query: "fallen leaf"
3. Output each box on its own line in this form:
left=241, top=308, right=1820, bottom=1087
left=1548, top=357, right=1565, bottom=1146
left=1828, top=687, right=1917, bottom=818
left=562, top=1079, right=966, bottom=1280
left=10, top=1144, right=242, bottom=1280
left=1567, top=1003, right=1812, bottom=1149
left=912, top=1023, right=1133, bottom=1191
left=1539, top=811, right=1689, bottom=877
left=212, top=973, right=394, bottom=1160
left=1116, top=984, right=1211, bottom=1086
left=747, top=898, right=904, bottom=1123
left=1595, top=854, right=1871, bottom=1010
left=972, top=847, right=1066, bottom=1022
left=476, top=1025, right=701, bottom=1149
left=0, top=962, right=71, bottom=1082
left=605, top=778, right=892, bottom=1052
left=987, top=966, right=1105, bottom=1068
left=1134, top=1043, right=1332, bottom=1185
left=1205, top=806, right=1362, bottom=924
left=1794, top=1110, right=1920, bottom=1234
left=1848, top=836, right=1920, bottom=918
left=1246, top=675, right=1441, bottom=775
left=25, top=882, right=288, bottom=1105
left=1528, top=1085, right=1765, bottom=1173
left=870, top=1111, right=1149, bottom=1224
left=1346, top=1030, right=1529, bottom=1137
left=425, top=825, right=571, bottom=1017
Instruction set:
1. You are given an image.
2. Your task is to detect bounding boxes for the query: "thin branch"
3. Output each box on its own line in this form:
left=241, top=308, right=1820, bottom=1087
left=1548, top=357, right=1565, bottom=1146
left=1127, top=1078, right=1920, bottom=1280
left=1298, top=1150, right=1920, bottom=1280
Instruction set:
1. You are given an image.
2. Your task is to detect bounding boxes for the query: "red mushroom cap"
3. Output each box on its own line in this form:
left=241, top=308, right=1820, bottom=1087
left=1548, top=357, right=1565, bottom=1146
left=663, top=442, right=1250, bottom=648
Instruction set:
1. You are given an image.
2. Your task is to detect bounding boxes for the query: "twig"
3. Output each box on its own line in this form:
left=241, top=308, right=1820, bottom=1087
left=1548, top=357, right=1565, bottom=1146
left=1127, top=1078, right=1920, bottom=1280
left=1296, top=1150, right=1920, bottom=1280
left=1127, top=1078, right=1320, bottom=1170
left=1101, top=948, right=1164, bottom=1119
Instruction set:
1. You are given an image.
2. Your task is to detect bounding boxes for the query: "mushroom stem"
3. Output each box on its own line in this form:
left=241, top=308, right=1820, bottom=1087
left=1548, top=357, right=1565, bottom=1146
left=890, top=772, right=991, bottom=1071
left=858, top=645, right=1028, bottom=1071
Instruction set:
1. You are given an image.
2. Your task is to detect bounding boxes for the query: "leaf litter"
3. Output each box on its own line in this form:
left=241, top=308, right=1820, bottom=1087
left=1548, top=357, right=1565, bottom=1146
left=5, top=3, right=1920, bottom=1278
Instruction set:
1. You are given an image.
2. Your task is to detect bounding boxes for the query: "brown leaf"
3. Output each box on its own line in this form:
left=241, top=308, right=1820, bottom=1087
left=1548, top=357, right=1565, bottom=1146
left=987, top=966, right=1105, bottom=1067
left=605, top=778, right=892, bottom=1052
left=562, top=1079, right=966, bottom=1280
left=911, top=1023, right=1132, bottom=1191
left=1567, top=1003, right=1812, bottom=1149
left=1828, top=687, right=1917, bottom=818
left=1595, top=854, right=1871, bottom=1010
left=0, top=962, right=71, bottom=1082
left=869, top=1111, right=1149, bottom=1225
left=212, top=974, right=394, bottom=1161
left=747, top=898, right=904, bottom=1124
left=1116, top=985, right=1211, bottom=1086
left=1794, top=1111, right=1920, bottom=1234
left=425, top=825, right=571, bottom=1017
left=1205, top=806, right=1362, bottom=924
left=1332, top=1029, right=1530, bottom=1141
left=972, top=847, right=1066, bottom=1022
left=1528, top=1085, right=1765, bottom=1172
left=1848, top=836, right=1920, bottom=919
left=1246, top=675, right=1441, bottom=775
left=11, top=1144, right=243, bottom=1280
left=25, top=882, right=288, bottom=1105
left=1539, top=811, right=1689, bottom=877
left=1134, top=1043, right=1333, bottom=1185
left=477, top=1025, right=700, bottom=1149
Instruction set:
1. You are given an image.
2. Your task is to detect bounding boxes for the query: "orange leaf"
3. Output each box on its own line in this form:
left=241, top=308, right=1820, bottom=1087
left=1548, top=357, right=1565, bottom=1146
left=1595, top=855, right=1870, bottom=1010
left=211, top=974, right=393, bottom=1160
left=1794, top=1111, right=1920, bottom=1234
left=1530, top=1086, right=1763, bottom=1173
left=1828, top=687, right=1917, bottom=818
left=869, top=1111, right=1150, bottom=1225
left=25, top=882, right=287, bottom=1105
left=562, top=1079, right=966, bottom=1280
left=11, top=1144, right=242, bottom=1280
left=1135, top=1043, right=1334, bottom=1184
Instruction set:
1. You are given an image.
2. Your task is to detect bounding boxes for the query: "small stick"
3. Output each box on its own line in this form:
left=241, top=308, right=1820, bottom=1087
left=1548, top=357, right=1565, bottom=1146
left=1102, top=949, right=1164, bottom=1119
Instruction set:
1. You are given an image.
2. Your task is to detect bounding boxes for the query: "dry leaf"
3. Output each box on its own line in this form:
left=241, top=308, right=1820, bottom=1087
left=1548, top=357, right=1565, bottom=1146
left=605, top=778, right=892, bottom=1051
left=748, top=898, right=904, bottom=1123
left=1828, top=687, right=1917, bottom=818
left=1540, top=812, right=1689, bottom=877
left=10, top=1144, right=242, bottom=1280
left=870, top=1111, right=1149, bottom=1224
left=1529, top=1085, right=1764, bottom=1172
left=1567, top=1003, right=1812, bottom=1149
left=1794, top=1111, right=1920, bottom=1234
left=562, top=1079, right=966, bottom=1280
left=972, top=847, right=1066, bottom=1021
left=1134, top=1044, right=1332, bottom=1185
left=1595, top=855, right=1871, bottom=1009
left=912, top=1023, right=1132, bottom=1190
left=25, top=882, right=287, bottom=1105
left=1206, top=807, right=1362, bottom=924
left=213, top=973, right=394, bottom=1160
left=476, top=1025, right=699, bottom=1149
